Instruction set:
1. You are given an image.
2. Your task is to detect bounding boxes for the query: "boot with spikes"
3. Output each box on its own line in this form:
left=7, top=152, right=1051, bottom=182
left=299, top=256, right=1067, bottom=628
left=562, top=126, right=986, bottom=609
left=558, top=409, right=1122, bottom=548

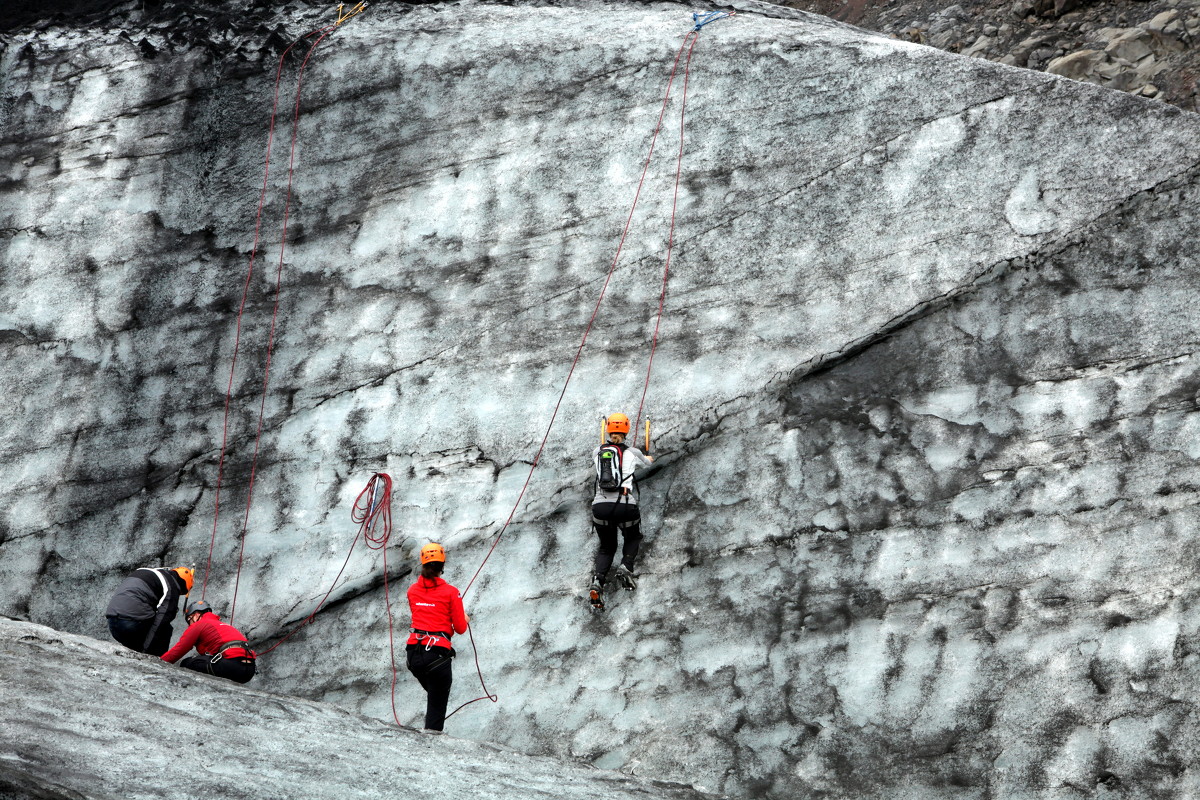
left=616, top=564, right=637, bottom=591
left=589, top=574, right=605, bottom=611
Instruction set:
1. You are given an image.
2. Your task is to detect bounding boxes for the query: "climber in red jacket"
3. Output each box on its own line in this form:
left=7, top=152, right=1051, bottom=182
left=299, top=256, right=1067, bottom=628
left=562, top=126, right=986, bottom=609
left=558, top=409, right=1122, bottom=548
left=406, top=542, right=469, bottom=733
left=161, top=599, right=256, bottom=684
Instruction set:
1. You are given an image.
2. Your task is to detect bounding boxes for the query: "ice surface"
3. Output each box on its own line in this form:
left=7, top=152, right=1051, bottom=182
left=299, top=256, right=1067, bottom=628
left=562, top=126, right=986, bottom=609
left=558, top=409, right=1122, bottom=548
left=3, top=0, right=1200, bottom=798
left=0, top=617, right=722, bottom=800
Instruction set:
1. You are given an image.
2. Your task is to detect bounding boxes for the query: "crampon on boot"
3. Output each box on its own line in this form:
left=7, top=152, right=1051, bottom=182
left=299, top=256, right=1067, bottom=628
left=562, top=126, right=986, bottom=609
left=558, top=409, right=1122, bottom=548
left=589, top=575, right=605, bottom=612
left=616, top=564, right=637, bottom=591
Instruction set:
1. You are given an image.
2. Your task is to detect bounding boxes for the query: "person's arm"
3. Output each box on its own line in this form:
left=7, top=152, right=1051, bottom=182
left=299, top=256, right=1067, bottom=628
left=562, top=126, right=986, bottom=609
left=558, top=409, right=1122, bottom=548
left=450, top=591, right=469, bottom=634
left=161, top=618, right=202, bottom=663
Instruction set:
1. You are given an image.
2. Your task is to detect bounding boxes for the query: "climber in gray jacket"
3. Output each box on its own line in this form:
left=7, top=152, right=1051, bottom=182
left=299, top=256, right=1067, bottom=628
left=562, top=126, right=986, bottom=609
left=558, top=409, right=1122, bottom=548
left=590, top=412, right=653, bottom=610
left=105, top=566, right=194, bottom=657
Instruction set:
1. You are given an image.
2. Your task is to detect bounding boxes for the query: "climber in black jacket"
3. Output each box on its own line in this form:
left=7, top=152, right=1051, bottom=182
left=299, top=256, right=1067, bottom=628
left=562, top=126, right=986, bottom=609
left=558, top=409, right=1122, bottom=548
left=104, top=566, right=194, bottom=657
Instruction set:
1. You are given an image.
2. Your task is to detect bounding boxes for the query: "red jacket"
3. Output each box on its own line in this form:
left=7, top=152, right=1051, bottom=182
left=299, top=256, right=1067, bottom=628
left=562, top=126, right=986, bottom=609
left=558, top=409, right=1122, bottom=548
left=161, top=612, right=255, bottom=663
left=406, top=576, right=468, bottom=649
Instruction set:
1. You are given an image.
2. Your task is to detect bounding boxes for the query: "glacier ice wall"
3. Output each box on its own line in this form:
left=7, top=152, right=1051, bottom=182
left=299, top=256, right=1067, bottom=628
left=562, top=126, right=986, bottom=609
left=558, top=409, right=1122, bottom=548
left=3, top=1, right=1200, bottom=797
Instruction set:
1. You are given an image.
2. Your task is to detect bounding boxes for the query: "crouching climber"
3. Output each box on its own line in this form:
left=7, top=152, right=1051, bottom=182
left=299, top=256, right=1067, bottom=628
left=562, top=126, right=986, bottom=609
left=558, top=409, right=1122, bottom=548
left=589, top=412, right=653, bottom=610
left=406, top=543, right=469, bottom=733
left=161, top=599, right=256, bottom=684
left=105, top=566, right=194, bottom=656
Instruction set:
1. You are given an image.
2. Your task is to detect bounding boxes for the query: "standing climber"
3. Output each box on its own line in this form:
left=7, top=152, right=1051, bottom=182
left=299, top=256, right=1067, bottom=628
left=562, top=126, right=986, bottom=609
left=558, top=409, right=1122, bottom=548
left=589, top=412, right=654, bottom=610
left=105, top=566, right=194, bottom=657
left=160, top=599, right=256, bottom=684
left=406, top=542, right=469, bottom=734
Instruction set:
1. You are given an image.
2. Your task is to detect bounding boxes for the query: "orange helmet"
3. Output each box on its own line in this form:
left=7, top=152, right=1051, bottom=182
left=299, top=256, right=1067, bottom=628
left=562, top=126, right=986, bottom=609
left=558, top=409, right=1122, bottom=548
left=173, top=567, right=195, bottom=592
left=420, top=543, right=446, bottom=564
left=605, top=413, right=630, bottom=435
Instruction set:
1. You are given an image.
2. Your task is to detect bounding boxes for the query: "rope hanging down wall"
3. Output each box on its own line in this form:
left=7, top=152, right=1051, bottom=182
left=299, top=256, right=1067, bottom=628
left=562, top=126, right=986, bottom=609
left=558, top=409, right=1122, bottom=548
left=201, top=4, right=367, bottom=618
left=193, top=4, right=412, bottom=725
left=196, top=5, right=731, bottom=729
left=446, top=10, right=735, bottom=721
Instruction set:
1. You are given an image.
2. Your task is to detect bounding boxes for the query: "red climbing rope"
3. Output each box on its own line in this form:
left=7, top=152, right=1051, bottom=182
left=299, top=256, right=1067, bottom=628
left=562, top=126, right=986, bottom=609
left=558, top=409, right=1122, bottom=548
left=449, top=26, right=706, bottom=717
left=256, top=472, right=392, bottom=658
left=460, top=29, right=698, bottom=598
left=444, top=623, right=498, bottom=720
left=202, top=28, right=330, bottom=601
left=219, top=25, right=336, bottom=624
left=352, top=473, right=408, bottom=728
left=632, top=32, right=699, bottom=447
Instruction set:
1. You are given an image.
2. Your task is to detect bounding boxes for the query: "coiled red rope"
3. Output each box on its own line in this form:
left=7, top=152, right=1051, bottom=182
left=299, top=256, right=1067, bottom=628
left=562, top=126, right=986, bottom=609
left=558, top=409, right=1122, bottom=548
left=352, top=473, right=410, bottom=728
left=257, top=473, right=392, bottom=658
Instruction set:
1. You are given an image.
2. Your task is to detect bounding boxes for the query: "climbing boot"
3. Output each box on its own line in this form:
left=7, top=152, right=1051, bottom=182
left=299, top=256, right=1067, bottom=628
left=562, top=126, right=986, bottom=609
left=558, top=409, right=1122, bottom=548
left=589, top=574, right=605, bottom=612
left=616, top=564, right=637, bottom=591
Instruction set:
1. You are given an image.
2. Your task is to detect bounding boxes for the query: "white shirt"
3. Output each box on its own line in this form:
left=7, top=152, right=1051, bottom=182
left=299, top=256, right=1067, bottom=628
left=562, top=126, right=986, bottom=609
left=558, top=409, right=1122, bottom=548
left=591, top=443, right=652, bottom=506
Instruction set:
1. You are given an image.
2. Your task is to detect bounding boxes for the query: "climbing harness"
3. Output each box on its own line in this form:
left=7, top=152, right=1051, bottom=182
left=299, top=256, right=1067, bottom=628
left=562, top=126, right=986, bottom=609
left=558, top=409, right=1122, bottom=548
left=412, top=628, right=452, bottom=647
left=210, top=640, right=255, bottom=664
left=410, top=627, right=458, bottom=675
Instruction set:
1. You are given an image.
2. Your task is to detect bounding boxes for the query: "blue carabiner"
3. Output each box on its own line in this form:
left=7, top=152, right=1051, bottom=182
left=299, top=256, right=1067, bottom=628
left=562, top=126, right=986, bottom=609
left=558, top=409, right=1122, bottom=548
left=692, top=10, right=732, bottom=31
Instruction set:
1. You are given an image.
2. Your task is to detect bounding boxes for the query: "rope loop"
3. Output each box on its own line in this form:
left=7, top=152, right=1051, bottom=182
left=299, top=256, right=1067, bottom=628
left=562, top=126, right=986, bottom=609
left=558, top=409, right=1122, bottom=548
left=257, top=471, right=392, bottom=658
left=352, top=472, right=394, bottom=549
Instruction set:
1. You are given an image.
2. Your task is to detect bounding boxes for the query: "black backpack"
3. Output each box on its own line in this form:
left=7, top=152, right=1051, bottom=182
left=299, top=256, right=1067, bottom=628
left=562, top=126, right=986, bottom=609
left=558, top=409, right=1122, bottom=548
left=595, top=443, right=625, bottom=492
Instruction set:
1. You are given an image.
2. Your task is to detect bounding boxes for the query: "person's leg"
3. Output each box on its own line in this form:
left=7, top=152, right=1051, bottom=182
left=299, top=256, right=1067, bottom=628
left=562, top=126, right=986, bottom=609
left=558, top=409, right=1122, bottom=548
left=591, top=503, right=619, bottom=579
left=209, top=657, right=256, bottom=684
left=619, top=513, right=643, bottom=571
left=407, top=645, right=454, bottom=731
left=179, top=655, right=211, bottom=675
left=145, top=622, right=174, bottom=658
left=422, top=656, right=454, bottom=731
left=107, top=616, right=149, bottom=652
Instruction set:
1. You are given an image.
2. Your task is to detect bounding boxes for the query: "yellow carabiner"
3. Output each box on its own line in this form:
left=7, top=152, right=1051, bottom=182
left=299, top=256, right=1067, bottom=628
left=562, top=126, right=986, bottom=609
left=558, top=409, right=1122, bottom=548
left=335, top=1, right=367, bottom=25
left=645, top=416, right=651, bottom=454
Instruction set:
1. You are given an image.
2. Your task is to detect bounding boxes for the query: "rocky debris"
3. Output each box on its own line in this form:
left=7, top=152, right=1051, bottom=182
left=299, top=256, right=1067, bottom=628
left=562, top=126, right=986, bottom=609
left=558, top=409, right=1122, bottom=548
left=1, top=0, right=342, bottom=64
left=0, top=617, right=723, bottom=800
left=769, top=0, right=1200, bottom=109
left=1043, top=15, right=1191, bottom=95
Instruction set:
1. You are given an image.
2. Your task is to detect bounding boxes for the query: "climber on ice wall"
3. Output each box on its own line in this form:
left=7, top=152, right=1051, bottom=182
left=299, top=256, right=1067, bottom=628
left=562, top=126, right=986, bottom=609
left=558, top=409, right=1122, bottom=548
left=589, top=413, right=654, bottom=610
left=161, top=599, right=257, bottom=684
left=105, top=566, right=194, bottom=657
left=406, top=543, right=469, bottom=733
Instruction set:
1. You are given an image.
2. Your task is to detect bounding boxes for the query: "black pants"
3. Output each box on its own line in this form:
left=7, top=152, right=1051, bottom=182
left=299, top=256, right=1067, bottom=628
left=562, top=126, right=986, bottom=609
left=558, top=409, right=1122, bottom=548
left=592, top=501, right=643, bottom=577
left=107, top=615, right=173, bottom=657
left=406, top=643, right=453, bottom=731
left=180, top=654, right=256, bottom=684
